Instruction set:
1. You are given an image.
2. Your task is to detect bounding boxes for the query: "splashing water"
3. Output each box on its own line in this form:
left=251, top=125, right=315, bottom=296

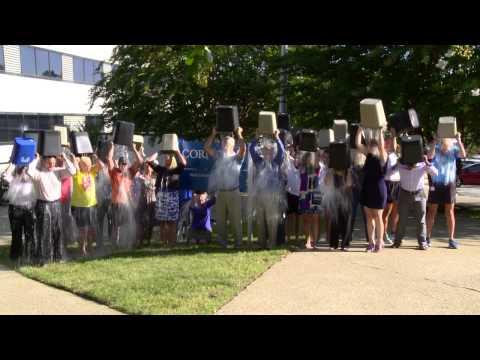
left=320, top=170, right=352, bottom=225
left=246, top=139, right=288, bottom=242
left=363, top=128, right=383, bottom=144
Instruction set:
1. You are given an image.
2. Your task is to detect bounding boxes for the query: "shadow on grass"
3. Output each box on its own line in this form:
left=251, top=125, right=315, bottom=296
left=63, top=241, right=290, bottom=265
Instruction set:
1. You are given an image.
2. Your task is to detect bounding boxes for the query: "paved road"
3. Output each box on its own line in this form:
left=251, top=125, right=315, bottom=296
left=0, top=264, right=122, bottom=315
left=218, top=187, right=480, bottom=315
left=218, top=214, right=480, bottom=315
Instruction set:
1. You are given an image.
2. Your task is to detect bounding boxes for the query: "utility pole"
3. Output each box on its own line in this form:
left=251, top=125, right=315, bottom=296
left=279, top=45, right=288, bottom=113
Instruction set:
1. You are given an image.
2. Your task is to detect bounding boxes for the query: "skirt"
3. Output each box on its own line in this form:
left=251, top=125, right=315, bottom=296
left=385, top=180, right=400, bottom=204
left=155, top=190, right=179, bottom=222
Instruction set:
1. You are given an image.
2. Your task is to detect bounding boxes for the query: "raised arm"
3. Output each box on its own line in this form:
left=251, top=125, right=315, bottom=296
left=107, top=142, right=115, bottom=172
left=26, top=153, right=41, bottom=181
left=1, top=163, right=15, bottom=183
left=146, top=151, right=158, bottom=163
left=355, top=126, right=368, bottom=156
left=174, top=149, right=187, bottom=167
left=378, top=129, right=388, bottom=164
left=249, top=138, right=262, bottom=165
left=204, top=127, right=218, bottom=158
left=273, top=130, right=285, bottom=165
left=131, top=143, right=144, bottom=173
left=235, top=127, right=246, bottom=161
left=427, top=134, right=437, bottom=160
left=60, top=152, right=77, bottom=177
left=424, top=156, right=439, bottom=177
left=456, top=132, right=467, bottom=159
left=93, top=154, right=104, bottom=172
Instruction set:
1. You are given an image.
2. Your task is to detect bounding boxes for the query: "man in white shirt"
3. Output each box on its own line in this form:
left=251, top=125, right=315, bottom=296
left=2, top=164, right=37, bottom=264
left=205, top=127, right=246, bottom=248
left=393, top=156, right=438, bottom=250
left=28, top=153, right=76, bottom=264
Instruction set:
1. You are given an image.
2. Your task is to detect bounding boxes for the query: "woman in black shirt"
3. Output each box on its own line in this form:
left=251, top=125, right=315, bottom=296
left=147, top=149, right=187, bottom=246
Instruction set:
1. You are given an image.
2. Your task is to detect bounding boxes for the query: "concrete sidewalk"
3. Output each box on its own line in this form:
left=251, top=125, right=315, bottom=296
left=0, top=264, right=122, bottom=315
left=218, top=215, right=480, bottom=315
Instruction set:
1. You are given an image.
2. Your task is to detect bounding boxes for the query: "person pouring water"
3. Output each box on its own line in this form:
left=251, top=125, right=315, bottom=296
left=204, top=127, right=246, bottom=248
left=249, top=128, right=286, bottom=249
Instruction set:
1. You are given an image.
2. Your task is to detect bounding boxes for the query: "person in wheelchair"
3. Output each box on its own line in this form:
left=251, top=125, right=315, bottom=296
left=187, top=191, right=216, bottom=245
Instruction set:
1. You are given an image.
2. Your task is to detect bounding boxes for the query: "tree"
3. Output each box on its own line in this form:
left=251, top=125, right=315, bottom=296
left=91, top=45, right=281, bottom=140
left=92, top=45, right=480, bottom=148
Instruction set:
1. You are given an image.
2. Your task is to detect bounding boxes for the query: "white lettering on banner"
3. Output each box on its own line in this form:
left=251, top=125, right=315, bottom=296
left=182, top=149, right=209, bottom=160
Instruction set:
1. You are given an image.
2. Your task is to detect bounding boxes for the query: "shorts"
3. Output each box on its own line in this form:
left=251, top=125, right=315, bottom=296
left=71, top=206, right=97, bottom=228
left=385, top=180, right=400, bottom=204
left=428, top=182, right=456, bottom=205
left=287, top=193, right=299, bottom=214
left=111, top=203, right=131, bottom=227
left=187, top=228, right=212, bottom=243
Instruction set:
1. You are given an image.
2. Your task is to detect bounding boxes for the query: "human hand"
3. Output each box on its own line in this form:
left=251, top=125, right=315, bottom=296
left=456, top=132, right=462, bottom=141
left=273, top=129, right=280, bottom=140
left=235, top=127, right=243, bottom=138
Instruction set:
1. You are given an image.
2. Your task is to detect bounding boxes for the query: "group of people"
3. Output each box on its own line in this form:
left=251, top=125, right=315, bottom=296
left=283, top=126, right=467, bottom=252
left=1, top=120, right=467, bottom=266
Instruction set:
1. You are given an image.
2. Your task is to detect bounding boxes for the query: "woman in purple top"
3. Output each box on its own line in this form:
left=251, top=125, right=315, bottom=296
left=188, top=191, right=216, bottom=244
left=298, top=151, right=325, bottom=250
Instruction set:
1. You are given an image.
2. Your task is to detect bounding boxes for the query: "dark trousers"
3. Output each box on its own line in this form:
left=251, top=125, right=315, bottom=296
left=60, top=201, right=74, bottom=246
left=96, top=199, right=112, bottom=249
left=349, top=188, right=369, bottom=243
left=35, top=200, right=64, bottom=264
left=136, top=202, right=155, bottom=244
left=329, top=208, right=351, bottom=249
left=8, top=205, right=35, bottom=262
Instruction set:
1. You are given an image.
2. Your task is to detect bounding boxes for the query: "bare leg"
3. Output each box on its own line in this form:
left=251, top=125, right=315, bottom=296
left=444, top=203, right=455, bottom=239
left=365, top=207, right=375, bottom=247
left=390, top=202, right=399, bottom=234
left=373, top=209, right=384, bottom=250
left=383, top=202, right=393, bottom=240
left=426, top=203, right=438, bottom=239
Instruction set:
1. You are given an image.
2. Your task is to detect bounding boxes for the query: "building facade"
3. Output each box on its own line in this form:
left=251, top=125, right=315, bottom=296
left=0, top=45, right=116, bottom=142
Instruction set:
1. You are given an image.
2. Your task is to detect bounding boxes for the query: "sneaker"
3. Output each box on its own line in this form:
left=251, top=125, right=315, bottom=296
left=341, top=247, right=349, bottom=252
left=384, top=233, right=393, bottom=245
left=426, top=237, right=431, bottom=247
left=419, top=242, right=428, bottom=251
left=448, top=239, right=459, bottom=249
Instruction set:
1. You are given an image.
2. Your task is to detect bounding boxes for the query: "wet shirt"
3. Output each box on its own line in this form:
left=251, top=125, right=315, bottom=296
left=213, top=151, right=242, bottom=191
left=109, top=167, right=136, bottom=205
left=190, top=197, right=216, bottom=232
left=431, top=144, right=460, bottom=185
left=151, top=163, right=185, bottom=193
left=27, top=157, right=76, bottom=202
left=71, top=169, right=98, bottom=208
left=249, top=139, right=285, bottom=192
left=3, top=166, right=37, bottom=208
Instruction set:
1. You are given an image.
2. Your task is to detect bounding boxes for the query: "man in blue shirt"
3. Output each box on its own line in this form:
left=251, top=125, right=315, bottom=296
left=249, top=129, right=286, bottom=249
left=426, top=133, right=466, bottom=249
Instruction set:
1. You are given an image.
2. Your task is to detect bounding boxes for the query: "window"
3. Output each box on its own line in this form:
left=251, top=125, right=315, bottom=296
left=0, top=46, right=4, bottom=71
left=73, top=56, right=103, bottom=84
left=20, top=46, right=62, bottom=79
left=20, top=46, right=36, bottom=76
left=49, top=52, right=62, bottom=78
left=73, top=56, right=84, bottom=82
left=35, top=48, right=49, bottom=77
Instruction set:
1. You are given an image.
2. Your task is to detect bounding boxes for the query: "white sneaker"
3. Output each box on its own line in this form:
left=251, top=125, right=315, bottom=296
left=384, top=233, right=393, bottom=245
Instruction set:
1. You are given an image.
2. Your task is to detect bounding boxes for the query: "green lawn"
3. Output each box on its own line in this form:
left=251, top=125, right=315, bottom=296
left=11, top=243, right=288, bottom=315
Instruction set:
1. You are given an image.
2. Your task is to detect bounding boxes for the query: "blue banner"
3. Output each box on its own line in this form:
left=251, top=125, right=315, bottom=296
left=178, top=139, right=248, bottom=202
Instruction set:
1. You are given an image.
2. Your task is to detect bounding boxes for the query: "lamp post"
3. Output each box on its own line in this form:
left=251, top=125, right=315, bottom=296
left=279, top=45, right=288, bottom=114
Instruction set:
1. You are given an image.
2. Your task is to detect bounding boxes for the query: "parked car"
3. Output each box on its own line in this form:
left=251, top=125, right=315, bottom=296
left=459, top=163, right=480, bottom=186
